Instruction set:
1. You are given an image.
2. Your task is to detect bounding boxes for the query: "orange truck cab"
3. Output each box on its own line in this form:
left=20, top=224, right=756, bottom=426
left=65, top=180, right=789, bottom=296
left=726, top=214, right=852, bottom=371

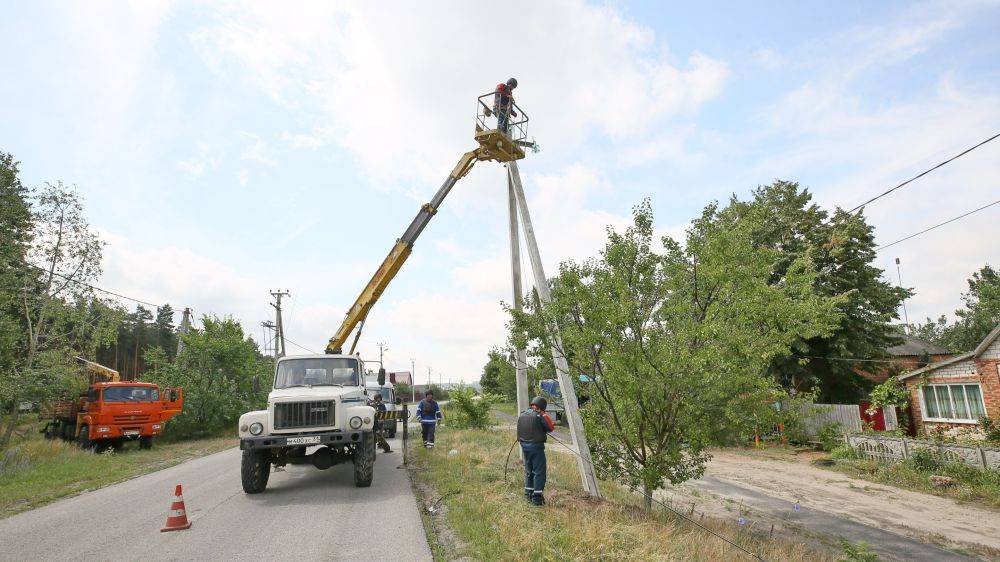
left=42, top=359, right=183, bottom=452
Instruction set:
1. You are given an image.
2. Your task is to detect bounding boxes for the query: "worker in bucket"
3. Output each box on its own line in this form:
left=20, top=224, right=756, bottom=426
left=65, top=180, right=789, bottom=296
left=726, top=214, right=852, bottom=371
left=517, top=396, right=554, bottom=506
left=493, top=77, right=518, bottom=135
left=416, top=390, right=443, bottom=448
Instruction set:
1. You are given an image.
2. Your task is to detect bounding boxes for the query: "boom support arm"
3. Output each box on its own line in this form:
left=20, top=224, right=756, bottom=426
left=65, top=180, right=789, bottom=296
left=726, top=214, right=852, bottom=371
left=326, top=149, right=482, bottom=354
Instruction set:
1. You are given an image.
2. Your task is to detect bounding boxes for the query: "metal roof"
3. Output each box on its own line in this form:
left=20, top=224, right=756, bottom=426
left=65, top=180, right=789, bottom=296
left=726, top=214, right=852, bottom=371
left=886, top=335, right=950, bottom=356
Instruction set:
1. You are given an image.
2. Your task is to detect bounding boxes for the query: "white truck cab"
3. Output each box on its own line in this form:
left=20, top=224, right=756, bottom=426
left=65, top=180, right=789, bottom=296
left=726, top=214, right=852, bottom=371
left=238, top=354, right=380, bottom=493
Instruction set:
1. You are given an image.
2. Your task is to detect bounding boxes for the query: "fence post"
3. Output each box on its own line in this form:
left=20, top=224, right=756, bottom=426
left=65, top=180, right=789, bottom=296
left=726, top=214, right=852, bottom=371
left=979, top=446, right=987, bottom=469
left=402, top=404, right=409, bottom=466
left=902, top=437, right=909, bottom=459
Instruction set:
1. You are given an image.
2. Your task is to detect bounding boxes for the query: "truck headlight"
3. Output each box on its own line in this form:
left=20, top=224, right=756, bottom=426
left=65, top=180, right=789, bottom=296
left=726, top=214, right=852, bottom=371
left=249, top=422, right=263, bottom=436
left=349, top=416, right=362, bottom=429
left=152, top=424, right=162, bottom=430
left=98, top=427, right=110, bottom=433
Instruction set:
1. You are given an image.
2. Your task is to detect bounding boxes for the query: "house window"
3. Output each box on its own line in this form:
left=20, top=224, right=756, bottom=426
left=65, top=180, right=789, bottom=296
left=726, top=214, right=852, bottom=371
left=921, top=383, right=986, bottom=422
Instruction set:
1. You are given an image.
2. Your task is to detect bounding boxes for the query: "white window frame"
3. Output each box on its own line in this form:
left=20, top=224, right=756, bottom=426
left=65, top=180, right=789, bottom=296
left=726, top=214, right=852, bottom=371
left=919, top=382, right=986, bottom=424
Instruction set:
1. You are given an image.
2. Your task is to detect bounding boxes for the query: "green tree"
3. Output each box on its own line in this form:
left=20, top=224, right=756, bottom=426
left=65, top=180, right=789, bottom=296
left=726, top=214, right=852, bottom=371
left=940, top=265, right=999, bottom=351
left=511, top=201, right=840, bottom=507
left=722, top=181, right=910, bottom=402
left=480, top=347, right=516, bottom=400
left=1, top=181, right=120, bottom=448
left=144, top=315, right=271, bottom=438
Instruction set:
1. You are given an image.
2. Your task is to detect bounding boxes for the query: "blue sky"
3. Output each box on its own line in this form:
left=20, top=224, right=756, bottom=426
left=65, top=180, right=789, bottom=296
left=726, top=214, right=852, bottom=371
left=2, top=1, right=998, bottom=382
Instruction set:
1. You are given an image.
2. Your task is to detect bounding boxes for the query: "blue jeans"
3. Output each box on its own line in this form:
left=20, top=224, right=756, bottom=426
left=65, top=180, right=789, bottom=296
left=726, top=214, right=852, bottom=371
left=521, top=442, right=546, bottom=495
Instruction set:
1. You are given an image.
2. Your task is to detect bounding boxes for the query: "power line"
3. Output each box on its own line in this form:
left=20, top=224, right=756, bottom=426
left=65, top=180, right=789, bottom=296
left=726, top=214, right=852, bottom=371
left=847, top=132, right=1000, bottom=213
left=24, top=261, right=163, bottom=308
left=284, top=336, right=319, bottom=355
left=873, top=198, right=999, bottom=253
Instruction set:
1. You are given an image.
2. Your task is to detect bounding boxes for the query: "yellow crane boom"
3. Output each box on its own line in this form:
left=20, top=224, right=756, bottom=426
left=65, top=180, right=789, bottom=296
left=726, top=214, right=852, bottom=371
left=326, top=149, right=482, bottom=354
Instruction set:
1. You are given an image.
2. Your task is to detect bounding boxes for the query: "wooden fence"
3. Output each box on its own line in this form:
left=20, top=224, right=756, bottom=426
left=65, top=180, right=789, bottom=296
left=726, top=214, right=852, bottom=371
left=800, top=403, right=897, bottom=437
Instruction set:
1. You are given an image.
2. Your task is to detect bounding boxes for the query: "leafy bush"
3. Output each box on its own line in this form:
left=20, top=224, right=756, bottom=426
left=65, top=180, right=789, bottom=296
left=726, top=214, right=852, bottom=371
left=980, top=416, right=1000, bottom=444
left=906, top=448, right=942, bottom=471
left=839, top=539, right=878, bottom=561
left=830, top=444, right=857, bottom=460
left=448, top=386, right=500, bottom=429
left=818, top=422, right=844, bottom=451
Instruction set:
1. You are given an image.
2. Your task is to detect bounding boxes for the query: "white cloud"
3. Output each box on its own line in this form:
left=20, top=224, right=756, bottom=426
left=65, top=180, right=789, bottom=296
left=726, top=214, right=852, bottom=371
left=241, top=133, right=277, bottom=166
left=237, top=168, right=249, bottom=186
left=190, top=1, right=728, bottom=187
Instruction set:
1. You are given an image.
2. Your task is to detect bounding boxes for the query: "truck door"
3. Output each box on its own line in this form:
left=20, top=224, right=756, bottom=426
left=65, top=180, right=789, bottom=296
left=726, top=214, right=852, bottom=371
left=162, top=387, right=184, bottom=415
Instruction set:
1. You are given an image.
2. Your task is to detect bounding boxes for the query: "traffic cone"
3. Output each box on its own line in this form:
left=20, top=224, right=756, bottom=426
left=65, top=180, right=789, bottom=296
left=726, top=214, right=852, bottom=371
left=160, top=484, right=192, bottom=532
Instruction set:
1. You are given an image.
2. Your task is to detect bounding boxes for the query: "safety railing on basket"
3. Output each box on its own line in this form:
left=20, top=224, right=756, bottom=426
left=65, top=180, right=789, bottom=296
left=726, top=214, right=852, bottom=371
left=476, top=91, right=530, bottom=145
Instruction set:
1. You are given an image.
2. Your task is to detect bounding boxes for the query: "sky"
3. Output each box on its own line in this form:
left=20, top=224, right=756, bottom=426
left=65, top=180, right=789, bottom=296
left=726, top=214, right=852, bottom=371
left=2, top=0, right=998, bottom=384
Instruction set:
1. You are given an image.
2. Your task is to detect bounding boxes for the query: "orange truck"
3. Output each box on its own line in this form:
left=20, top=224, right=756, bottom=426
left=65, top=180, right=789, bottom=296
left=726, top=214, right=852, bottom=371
left=41, top=358, right=184, bottom=452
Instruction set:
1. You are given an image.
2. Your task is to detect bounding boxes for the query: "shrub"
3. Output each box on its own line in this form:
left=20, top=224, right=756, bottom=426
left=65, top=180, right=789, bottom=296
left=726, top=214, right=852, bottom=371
left=906, top=448, right=942, bottom=471
left=839, top=539, right=879, bottom=561
left=448, top=386, right=500, bottom=429
left=980, top=416, right=1000, bottom=444
left=818, top=422, right=844, bottom=451
left=830, top=444, right=857, bottom=460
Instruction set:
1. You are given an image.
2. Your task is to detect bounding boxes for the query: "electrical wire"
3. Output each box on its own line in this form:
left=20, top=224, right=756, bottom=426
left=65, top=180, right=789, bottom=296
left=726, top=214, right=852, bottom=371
left=23, top=261, right=163, bottom=308
left=793, top=355, right=910, bottom=364
left=544, top=433, right=768, bottom=562
left=283, top=336, right=319, bottom=355
left=847, top=132, right=1000, bottom=213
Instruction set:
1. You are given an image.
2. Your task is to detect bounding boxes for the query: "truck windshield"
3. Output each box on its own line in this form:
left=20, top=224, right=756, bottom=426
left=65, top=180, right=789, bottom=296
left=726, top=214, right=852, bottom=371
left=102, top=386, right=159, bottom=401
left=275, top=358, right=360, bottom=388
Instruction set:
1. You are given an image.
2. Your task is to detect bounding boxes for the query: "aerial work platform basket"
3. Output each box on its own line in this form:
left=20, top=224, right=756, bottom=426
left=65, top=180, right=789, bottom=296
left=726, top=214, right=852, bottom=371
left=474, top=91, right=537, bottom=163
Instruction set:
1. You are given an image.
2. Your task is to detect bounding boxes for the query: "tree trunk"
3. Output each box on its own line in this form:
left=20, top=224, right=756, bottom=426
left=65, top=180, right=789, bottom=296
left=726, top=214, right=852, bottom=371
left=642, top=481, right=652, bottom=511
left=1, top=403, right=21, bottom=450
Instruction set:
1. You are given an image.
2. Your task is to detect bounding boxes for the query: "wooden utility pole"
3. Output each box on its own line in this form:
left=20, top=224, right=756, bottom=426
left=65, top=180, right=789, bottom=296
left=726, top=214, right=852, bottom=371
left=270, top=290, right=290, bottom=357
left=507, top=160, right=601, bottom=498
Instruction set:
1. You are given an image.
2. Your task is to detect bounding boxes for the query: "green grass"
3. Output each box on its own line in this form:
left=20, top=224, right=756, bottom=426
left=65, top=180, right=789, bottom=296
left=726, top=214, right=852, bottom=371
left=409, top=426, right=834, bottom=561
left=822, top=451, right=1000, bottom=509
left=0, top=430, right=235, bottom=518
left=491, top=402, right=518, bottom=417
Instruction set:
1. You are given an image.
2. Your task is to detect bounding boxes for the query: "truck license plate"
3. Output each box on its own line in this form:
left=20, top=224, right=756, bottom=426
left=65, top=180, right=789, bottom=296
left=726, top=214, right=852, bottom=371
left=124, top=430, right=140, bottom=437
left=286, top=436, right=321, bottom=445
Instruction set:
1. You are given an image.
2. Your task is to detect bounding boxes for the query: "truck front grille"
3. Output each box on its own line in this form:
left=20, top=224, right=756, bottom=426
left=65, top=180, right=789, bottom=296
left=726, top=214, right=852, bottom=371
left=274, top=401, right=335, bottom=430
left=114, top=414, right=150, bottom=423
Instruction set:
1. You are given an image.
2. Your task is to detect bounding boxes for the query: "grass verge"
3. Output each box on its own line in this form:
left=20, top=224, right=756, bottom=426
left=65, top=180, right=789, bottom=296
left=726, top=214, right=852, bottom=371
left=408, top=426, right=834, bottom=561
left=0, top=430, right=235, bottom=519
left=822, top=446, right=1000, bottom=509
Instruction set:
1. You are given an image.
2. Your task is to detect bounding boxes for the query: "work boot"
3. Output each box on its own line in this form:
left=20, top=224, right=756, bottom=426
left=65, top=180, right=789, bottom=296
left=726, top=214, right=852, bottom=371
left=531, top=493, right=545, bottom=506
left=524, top=489, right=533, bottom=501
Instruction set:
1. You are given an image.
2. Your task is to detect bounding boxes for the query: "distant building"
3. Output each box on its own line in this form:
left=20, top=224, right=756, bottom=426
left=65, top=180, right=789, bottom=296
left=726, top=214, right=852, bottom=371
left=898, top=325, right=1000, bottom=436
left=853, top=335, right=953, bottom=384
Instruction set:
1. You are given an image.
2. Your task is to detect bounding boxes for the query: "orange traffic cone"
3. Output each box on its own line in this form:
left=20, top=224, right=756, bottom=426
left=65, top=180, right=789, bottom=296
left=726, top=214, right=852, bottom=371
left=160, top=484, right=192, bottom=532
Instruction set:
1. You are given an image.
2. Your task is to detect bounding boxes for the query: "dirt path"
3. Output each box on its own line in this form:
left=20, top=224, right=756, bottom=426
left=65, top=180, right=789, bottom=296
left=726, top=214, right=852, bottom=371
left=664, top=449, right=999, bottom=560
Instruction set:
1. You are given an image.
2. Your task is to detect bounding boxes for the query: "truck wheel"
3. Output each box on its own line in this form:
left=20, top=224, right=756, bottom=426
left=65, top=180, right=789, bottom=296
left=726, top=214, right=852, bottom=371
left=61, top=422, right=74, bottom=441
left=94, top=441, right=110, bottom=454
left=139, top=436, right=153, bottom=450
left=111, top=439, right=125, bottom=452
left=76, top=425, right=93, bottom=450
left=241, top=449, right=271, bottom=494
left=353, top=432, right=375, bottom=488
left=388, top=424, right=397, bottom=438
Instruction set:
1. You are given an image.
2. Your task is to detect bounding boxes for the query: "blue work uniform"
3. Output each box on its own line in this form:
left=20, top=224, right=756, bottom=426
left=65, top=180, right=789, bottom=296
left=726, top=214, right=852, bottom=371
left=517, top=408, right=554, bottom=501
left=416, top=398, right=442, bottom=445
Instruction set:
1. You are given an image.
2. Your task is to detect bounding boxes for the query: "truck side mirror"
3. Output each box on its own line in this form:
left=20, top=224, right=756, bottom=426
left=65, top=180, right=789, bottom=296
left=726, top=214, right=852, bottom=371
left=170, top=389, right=179, bottom=402
left=377, top=368, right=386, bottom=386
left=252, top=375, right=260, bottom=394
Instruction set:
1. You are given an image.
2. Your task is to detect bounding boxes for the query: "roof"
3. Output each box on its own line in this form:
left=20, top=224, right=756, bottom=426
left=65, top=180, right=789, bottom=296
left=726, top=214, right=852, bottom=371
left=886, top=335, right=950, bottom=356
left=899, top=324, right=1000, bottom=380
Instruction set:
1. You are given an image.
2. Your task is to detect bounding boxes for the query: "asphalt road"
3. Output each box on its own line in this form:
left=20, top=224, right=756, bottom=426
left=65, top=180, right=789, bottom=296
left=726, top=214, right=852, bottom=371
left=0, top=435, right=431, bottom=561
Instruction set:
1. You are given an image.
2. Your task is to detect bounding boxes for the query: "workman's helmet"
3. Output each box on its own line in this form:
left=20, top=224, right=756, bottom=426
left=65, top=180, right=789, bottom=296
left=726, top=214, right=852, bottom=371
left=507, top=77, right=518, bottom=88
left=530, top=396, right=547, bottom=411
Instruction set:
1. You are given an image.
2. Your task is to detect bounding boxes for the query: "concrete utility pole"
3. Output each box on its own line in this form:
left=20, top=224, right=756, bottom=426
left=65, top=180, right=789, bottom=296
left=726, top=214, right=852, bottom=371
left=176, top=307, right=192, bottom=356
left=270, top=290, right=290, bottom=358
left=507, top=172, right=531, bottom=415
left=261, top=321, right=277, bottom=361
left=895, top=258, right=911, bottom=334
left=410, top=358, right=416, bottom=402
left=508, top=160, right=601, bottom=498
left=376, top=342, right=388, bottom=368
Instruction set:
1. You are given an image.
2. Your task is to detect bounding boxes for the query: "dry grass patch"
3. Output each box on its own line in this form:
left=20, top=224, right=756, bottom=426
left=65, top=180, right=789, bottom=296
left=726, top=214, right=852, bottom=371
left=410, top=427, right=834, bottom=561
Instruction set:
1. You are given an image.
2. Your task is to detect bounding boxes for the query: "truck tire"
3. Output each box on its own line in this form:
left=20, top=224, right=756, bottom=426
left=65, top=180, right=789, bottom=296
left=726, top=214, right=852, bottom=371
left=76, top=424, right=93, bottom=450
left=241, top=449, right=271, bottom=494
left=94, top=440, right=110, bottom=454
left=387, top=423, right=397, bottom=438
left=139, top=436, right=153, bottom=450
left=353, top=432, right=375, bottom=488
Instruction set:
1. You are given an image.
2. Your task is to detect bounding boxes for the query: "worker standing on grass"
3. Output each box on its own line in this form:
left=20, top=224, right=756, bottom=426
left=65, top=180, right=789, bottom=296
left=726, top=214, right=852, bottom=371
left=517, top=396, right=554, bottom=506
left=493, top=77, right=518, bottom=135
left=416, top=390, right=442, bottom=448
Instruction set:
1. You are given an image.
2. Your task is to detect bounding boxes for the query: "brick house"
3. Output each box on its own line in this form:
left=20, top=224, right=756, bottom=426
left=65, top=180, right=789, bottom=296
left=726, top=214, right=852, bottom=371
left=853, top=335, right=953, bottom=384
left=898, top=325, right=1000, bottom=436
